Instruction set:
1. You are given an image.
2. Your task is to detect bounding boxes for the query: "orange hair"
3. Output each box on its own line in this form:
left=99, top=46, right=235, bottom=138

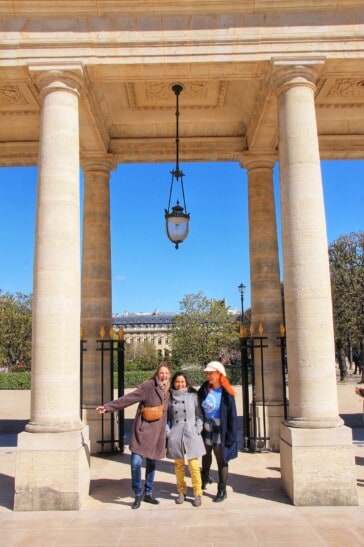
left=220, top=374, right=236, bottom=397
left=207, top=372, right=236, bottom=397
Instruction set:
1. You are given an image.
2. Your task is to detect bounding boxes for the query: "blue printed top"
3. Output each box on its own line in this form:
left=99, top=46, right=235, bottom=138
left=201, top=387, right=222, bottom=419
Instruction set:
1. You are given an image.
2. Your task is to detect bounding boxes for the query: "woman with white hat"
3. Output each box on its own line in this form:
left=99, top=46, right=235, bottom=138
left=198, top=360, right=238, bottom=502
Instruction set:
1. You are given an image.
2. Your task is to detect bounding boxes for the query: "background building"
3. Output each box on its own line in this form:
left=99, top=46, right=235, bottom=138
left=112, top=311, right=174, bottom=359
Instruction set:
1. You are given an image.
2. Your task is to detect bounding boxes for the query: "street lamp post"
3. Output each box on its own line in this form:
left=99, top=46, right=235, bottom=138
left=238, top=283, right=245, bottom=326
left=238, top=283, right=250, bottom=451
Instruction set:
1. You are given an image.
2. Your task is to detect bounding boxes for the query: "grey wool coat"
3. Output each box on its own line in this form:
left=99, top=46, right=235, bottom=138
left=104, top=377, right=169, bottom=460
left=166, top=389, right=206, bottom=460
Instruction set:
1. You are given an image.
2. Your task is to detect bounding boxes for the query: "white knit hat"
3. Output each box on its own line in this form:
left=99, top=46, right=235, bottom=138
left=204, top=361, right=226, bottom=377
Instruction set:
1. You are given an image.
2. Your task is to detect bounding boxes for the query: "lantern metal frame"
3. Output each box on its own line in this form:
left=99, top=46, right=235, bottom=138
left=165, top=83, right=190, bottom=249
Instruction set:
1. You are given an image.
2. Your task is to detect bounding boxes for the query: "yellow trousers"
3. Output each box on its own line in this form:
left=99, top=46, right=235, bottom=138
left=174, top=457, right=202, bottom=497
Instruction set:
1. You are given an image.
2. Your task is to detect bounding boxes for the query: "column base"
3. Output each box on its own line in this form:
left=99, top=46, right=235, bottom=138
left=14, top=426, right=90, bottom=511
left=280, top=423, right=358, bottom=506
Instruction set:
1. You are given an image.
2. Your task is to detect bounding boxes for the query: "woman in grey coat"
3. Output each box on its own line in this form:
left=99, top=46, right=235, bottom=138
left=97, top=363, right=170, bottom=509
left=167, top=371, right=206, bottom=507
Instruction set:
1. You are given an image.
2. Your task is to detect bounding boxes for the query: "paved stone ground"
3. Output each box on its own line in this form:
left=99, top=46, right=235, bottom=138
left=0, top=370, right=363, bottom=546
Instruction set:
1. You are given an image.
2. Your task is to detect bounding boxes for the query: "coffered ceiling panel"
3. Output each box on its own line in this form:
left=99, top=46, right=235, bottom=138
left=0, top=3, right=363, bottom=164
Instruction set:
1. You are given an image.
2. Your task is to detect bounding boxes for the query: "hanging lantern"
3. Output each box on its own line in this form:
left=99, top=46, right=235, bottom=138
left=165, top=84, right=190, bottom=249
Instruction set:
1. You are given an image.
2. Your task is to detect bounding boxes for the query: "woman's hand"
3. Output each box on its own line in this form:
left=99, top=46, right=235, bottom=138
left=96, top=405, right=107, bottom=414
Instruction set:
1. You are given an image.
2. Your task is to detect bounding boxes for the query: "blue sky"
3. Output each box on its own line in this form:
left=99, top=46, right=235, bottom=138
left=0, top=159, right=363, bottom=314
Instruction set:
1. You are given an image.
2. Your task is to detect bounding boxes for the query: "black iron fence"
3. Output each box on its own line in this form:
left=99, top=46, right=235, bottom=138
left=80, top=329, right=125, bottom=453
left=277, top=325, right=288, bottom=420
left=240, top=324, right=288, bottom=452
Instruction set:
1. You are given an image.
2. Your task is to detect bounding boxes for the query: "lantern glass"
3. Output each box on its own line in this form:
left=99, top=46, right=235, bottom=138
left=165, top=203, right=190, bottom=248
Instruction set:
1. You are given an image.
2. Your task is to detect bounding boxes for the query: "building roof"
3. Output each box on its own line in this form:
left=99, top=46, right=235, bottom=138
left=112, top=313, right=175, bottom=326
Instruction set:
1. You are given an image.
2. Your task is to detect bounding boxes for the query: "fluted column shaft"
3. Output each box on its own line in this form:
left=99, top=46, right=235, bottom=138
left=242, top=155, right=284, bottom=450
left=81, top=157, right=114, bottom=409
left=273, top=64, right=340, bottom=428
left=244, top=155, right=283, bottom=393
left=27, top=68, right=83, bottom=433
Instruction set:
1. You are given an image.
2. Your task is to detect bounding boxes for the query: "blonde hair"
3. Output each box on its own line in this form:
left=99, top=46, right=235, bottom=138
left=150, top=362, right=171, bottom=380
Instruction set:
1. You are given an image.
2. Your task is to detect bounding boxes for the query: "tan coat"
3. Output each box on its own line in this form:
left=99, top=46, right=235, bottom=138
left=104, top=377, right=169, bottom=460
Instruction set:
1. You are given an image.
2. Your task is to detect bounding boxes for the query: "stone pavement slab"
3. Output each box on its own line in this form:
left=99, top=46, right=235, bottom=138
left=0, top=373, right=363, bottom=545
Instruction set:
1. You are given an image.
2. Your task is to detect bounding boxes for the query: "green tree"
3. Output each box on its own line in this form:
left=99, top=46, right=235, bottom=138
left=125, top=340, right=160, bottom=371
left=0, top=290, right=32, bottom=370
left=329, top=231, right=364, bottom=381
left=171, top=291, right=239, bottom=368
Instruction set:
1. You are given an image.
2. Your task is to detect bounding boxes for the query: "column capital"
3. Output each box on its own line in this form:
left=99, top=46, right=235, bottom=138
left=28, top=64, right=84, bottom=98
left=240, top=151, right=277, bottom=171
left=271, top=57, right=325, bottom=95
left=81, top=154, right=116, bottom=174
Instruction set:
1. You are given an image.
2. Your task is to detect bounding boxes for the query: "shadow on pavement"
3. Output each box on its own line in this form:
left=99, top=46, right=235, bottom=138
left=340, top=413, right=364, bottom=429
left=0, top=420, right=28, bottom=447
left=0, top=473, right=14, bottom=510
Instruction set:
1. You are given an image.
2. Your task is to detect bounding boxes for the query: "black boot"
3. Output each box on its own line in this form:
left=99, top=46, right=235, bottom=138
left=213, top=483, right=227, bottom=502
left=143, top=494, right=160, bottom=505
left=201, top=470, right=212, bottom=490
left=131, top=495, right=143, bottom=509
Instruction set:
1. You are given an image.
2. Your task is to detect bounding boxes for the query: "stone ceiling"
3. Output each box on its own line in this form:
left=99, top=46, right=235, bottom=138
left=0, top=1, right=364, bottom=166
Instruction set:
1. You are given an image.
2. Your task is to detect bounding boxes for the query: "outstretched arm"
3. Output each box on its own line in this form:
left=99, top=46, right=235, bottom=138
left=95, top=382, right=148, bottom=413
left=96, top=405, right=107, bottom=414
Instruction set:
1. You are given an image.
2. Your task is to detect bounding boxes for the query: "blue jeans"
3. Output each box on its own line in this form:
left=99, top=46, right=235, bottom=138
left=131, top=453, right=156, bottom=496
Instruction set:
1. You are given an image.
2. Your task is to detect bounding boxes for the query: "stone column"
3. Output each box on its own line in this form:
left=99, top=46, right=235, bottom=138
left=81, top=156, right=114, bottom=454
left=14, top=67, right=90, bottom=511
left=242, top=154, right=284, bottom=451
left=272, top=60, right=357, bottom=505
